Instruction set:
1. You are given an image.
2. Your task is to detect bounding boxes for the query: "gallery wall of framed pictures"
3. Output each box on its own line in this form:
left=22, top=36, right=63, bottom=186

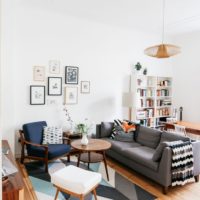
left=29, top=61, right=90, bottom=105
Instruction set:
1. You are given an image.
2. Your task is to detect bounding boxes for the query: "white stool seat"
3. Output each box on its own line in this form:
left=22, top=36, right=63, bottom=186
left=51, top=165, right=102, bottom=195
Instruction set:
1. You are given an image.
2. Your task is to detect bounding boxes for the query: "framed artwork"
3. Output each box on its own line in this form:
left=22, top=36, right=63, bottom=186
left=33, top=66, right=45, bottom=81
left=49, top=60, right=60, bottom=74
left=48, top=77, right=62, bottom=96
left=65, top=86, right=78, bottom=104
left=81, top=81, right=90, bottom=93
left=30, top=85, right=45, bottom=105
left=65, top=66, right=79, bottom=84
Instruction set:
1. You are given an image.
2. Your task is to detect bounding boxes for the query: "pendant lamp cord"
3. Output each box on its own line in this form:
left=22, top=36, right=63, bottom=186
left=162, top=0, right=165, bottom=44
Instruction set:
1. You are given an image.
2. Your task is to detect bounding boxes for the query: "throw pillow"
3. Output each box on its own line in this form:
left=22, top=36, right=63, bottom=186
left=152, top=140, right=183, bottom=162
left=121, top=121, right=136, bottom=133
left=42, top=126, right=63, bottom=144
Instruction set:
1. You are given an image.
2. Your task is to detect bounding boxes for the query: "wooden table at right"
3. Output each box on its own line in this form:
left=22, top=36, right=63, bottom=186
left=164, top=121, right=200, bottom=136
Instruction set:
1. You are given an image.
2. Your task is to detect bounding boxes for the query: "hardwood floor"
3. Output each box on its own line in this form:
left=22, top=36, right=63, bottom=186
left=16, top=158, right=200, bottom=200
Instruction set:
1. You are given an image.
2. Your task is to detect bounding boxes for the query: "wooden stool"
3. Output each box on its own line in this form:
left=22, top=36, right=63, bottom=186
left=51, top=165, right=101, bottom=200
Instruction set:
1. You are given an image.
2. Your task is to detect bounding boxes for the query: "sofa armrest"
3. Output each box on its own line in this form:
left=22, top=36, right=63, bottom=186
left=96, top=124, right=101, bottom=138
left=158, top=147, right=172, bottom=186
left=192, top=141, right=200, bottom=176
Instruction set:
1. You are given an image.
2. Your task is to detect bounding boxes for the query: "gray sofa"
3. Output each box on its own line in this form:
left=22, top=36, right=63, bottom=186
left=96, top=122, right=200, bottom=194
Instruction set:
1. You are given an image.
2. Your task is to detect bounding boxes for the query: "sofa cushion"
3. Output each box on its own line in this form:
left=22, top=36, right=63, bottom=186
left=160, top=131, right=190, bottom=143
left=152, top=140, right=182, bottom=161
left=114, top=131, right=134, bottom=142
left=123, top=146, right=158, bottom=171
left=136, top=126, right=162, bottom=149
left=101, top=122, right=114, bottom=138
left=103, top=138, right=142, bottom=153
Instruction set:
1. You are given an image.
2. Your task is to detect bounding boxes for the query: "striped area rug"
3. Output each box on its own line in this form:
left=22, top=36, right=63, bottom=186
left=25, top=157, right=157, bottom=200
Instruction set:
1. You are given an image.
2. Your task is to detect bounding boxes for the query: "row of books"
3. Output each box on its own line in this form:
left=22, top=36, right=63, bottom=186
left=138, top=89, right=154, bottom=97
left=156, top=99, right=172, bottom=106
left=156, top=108, right=170, bottom=117
left=157, top=89, right=170, bottom=97
left=137, top=108, right=154, bottom=119
left=139, top=118, right=155, bottom=127
left=140, top=99, right=154, bottom=107
left=157, top=80, right=171, bottom=87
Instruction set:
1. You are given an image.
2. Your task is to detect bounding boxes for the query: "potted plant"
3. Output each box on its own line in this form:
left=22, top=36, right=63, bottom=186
left=135, top=62, right=142, bottom=71
left=143, top=68, right=147, bottom=75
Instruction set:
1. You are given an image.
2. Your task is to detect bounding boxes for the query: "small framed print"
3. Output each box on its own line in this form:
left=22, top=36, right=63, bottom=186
left=30, top=85, right=45, bottom=105
left=65, top=86, right=78, bottom=104
left=65, top=66, right=79, bottom=84
left=48, top=77, right=62, bottom=96
left=49, top=60, right=60, bottom=74
left=81, top=81, right=90, bottom=93
left=33, top=66, right=45, bottom=81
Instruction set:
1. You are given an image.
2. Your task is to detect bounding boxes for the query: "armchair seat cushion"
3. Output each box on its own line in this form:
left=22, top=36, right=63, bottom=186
left=28, top=144, right=71, bottom=159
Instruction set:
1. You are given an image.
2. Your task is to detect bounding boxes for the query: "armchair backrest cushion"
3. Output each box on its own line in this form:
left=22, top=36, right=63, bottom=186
left=23, top=121, right=47, bottom=144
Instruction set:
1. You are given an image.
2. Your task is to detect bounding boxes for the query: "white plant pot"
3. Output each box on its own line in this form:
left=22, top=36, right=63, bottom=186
left=81, top=134, right=88, bottom=146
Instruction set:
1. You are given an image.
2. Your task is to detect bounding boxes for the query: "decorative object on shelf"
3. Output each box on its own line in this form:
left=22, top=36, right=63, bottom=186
left=49, top=60, right=60, bottom=74
left=134, top=62, right=142, bottom=71
left=143, top=68, right=147, bottom=75
left=179, top=106, right=183, bottom=121
left=65, top=66, right=79, bottom=84
left=30, top=85, right=45, bottom=105
left=63, top=104, right=74, bottom=133
left=81, top=81, right=90, bottom=94
left=48, top=77, right=62, bottom=96
left=144, top=0, right=180, bottom=58
left=33, top=66, right=45, bottom=81
left=65, top=86, right=78, bottom=104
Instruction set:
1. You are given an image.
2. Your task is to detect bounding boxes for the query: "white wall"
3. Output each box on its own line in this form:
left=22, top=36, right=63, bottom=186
left=1, top=0, right=173, bottom=154
left=172, top=31, right=200, bottom=123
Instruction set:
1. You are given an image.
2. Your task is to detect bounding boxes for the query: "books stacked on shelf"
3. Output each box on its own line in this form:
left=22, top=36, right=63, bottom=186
left=136, top=108, right=154, bottom=119
left=140, top=99, right=154, bottom=107
left=157, top=80, right=171, bottom=87
left=138, top=89, right=154, bottom=97
left=157, top=89, right=170, bottom=97
left=157, top=99, right=172, bottom=106
left=156, top=108, right=170, bottom=117
left=139, top=118, right=155, bottom=127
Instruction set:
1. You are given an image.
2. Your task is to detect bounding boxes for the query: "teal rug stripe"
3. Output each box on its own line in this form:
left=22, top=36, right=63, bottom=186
left=30, top=176, right=65, bottom=199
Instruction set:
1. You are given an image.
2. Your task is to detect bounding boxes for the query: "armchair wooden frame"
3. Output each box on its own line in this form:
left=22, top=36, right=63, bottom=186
left=19, top=130, right=71, bottom=173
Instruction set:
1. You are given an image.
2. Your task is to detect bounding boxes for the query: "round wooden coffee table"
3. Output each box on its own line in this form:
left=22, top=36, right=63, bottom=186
left=71, top=139, right=111, bottom=181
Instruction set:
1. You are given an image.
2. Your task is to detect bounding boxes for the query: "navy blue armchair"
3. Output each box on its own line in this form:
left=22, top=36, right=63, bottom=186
left=19, top=121, right=71, bottom=172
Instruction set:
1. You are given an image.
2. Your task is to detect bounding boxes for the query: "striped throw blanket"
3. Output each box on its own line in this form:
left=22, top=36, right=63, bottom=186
left=169, top=141, right=194, bottom=186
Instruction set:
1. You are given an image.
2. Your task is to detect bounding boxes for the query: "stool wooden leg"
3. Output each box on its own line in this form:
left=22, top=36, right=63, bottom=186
left=92, top=189, right=98, bottom=200
left=80, top=195, right=84, bottom=200
left=54, top=188, right=59, bottom=200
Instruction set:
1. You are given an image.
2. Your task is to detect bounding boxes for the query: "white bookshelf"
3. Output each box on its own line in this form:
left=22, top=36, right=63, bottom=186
left=131, top=74, right=172, bottom=129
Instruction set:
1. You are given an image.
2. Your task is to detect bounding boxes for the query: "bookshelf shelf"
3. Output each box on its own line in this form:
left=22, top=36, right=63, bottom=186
left=131, top=74, right=172, bottom=129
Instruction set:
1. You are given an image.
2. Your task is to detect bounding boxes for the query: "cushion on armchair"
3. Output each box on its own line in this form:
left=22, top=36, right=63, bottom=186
left=23, top=121, right=47, bottom=145
left=42, top=126, right=63, bottom=144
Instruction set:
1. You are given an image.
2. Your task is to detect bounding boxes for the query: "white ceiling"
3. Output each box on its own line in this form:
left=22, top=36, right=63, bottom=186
left=21, top=0, right=200, bottom=36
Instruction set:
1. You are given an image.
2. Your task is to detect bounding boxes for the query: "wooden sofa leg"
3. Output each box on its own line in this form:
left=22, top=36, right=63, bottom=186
left=195, top=175, right=199, bottom=182
left=67, top=154, right=70, bottom=162
left=163, top=186, right=168, bottom=194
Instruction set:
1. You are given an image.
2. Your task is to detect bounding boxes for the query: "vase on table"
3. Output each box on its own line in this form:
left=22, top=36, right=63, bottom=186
left=81, top=134, right=88, bottom=146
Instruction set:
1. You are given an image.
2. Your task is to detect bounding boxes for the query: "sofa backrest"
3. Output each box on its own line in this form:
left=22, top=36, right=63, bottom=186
left=136, top=126, right=162, bottom=149
left=160, top=131, right=190, bottom=143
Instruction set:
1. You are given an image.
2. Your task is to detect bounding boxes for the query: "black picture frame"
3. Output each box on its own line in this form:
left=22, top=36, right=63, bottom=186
left=48, top=77, right=62, bottom=96
left=30, top=85, right=45, bottom=105
left=65, top=66, right=79, bottom=84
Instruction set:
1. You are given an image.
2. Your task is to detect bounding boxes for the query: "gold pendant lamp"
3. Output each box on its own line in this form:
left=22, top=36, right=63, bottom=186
left=144, top=0, right=181, bottom=58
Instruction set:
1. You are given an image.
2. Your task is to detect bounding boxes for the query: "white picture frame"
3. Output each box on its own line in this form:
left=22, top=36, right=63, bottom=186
left=81, top=81, right=90, bottom=94
left=48, top=77, right=62, bottom=96
left=30, top=85, right=45, bottom=105
left=33, top=66, right=45, bottom=81
left=65, top=86, right=78, bottom=104
left=49, top=60, right=60, bottom=74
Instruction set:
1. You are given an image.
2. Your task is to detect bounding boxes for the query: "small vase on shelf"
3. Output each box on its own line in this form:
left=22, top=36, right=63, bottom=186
left=81, top=134, right=88, bottom=146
